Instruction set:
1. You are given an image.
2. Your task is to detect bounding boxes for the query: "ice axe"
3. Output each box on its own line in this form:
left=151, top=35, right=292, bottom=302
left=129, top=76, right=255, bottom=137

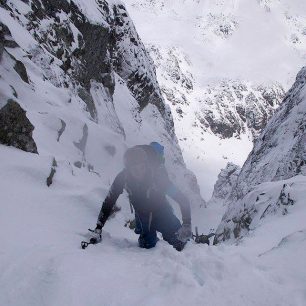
left=81, top=229, right=102, bottom=249
left=193, top=226, right=215, bottom=245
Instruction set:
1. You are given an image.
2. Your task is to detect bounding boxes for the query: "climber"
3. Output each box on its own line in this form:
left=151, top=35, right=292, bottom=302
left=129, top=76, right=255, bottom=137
left=90, top=142, right=192, bottom=251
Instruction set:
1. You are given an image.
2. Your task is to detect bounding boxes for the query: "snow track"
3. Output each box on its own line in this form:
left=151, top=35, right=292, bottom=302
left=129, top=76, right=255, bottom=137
left=1, top=146, right=305, bottom=306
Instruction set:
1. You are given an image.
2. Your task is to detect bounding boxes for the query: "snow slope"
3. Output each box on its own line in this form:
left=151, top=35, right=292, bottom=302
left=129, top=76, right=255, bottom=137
left=1, top=145, right=306, bottom=306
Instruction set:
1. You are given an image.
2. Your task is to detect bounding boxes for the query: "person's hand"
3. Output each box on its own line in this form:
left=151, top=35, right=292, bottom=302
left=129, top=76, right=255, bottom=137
left=176, top=224, right=192, bottom=243
left=89, top=228, right=102, bottom=244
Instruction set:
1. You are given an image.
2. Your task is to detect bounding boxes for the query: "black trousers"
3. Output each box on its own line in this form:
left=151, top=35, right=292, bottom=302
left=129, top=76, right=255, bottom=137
left=135, top=204, right=185, bottom=251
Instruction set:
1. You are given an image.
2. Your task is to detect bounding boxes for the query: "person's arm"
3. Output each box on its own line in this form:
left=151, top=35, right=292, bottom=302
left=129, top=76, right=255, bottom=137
left=166, top=184, right=191, bottom=225
left=156, top=166, right=191, bottom=225
left=96, top=170, right=126, bottom=229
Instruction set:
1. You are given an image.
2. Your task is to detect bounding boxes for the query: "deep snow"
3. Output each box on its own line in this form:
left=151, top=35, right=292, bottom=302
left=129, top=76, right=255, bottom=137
left=1, top=146, right=306, bottom=306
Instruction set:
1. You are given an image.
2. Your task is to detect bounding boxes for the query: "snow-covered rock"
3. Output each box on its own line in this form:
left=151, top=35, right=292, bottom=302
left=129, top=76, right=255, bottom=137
left=231, top=67, right=306, bottom=200
left=148, top=45, right=285, bottom=140
left=214, top=66, right=306, bottom=243
left=209, top=162, right=241, bottom=206
left=214, top=175, right=305, bottom=244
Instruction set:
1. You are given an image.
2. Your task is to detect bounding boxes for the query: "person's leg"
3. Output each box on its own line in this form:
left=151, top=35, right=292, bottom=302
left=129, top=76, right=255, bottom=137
left=135, top=212, right=158, bottom=249
left=153, top=204, right=186, bottom=251
left=138, top=231, right=157, bottom=249
left=134, top=213, right=142, bottom=235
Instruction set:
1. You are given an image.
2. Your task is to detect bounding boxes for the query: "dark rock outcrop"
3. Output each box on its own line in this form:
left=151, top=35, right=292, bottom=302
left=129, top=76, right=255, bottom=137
left=0, top=22, right=18, bottom=61
left=0, top=100, right=38, bottom=153
left=20, top=0, right=174, bottom=132
left=26, top=0, right=114, bottom=121
left=46, top=158, right=57, bottom=187
left=14, top=60, right=29, bottom=84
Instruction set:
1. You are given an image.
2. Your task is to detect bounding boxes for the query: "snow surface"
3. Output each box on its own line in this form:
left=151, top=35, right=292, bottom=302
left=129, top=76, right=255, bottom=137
left=1, top=146, right=306, bottom=306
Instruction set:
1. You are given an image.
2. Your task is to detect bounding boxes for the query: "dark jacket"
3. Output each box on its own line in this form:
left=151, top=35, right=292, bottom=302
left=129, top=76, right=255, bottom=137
left=97, top=146, right=191, bottom=227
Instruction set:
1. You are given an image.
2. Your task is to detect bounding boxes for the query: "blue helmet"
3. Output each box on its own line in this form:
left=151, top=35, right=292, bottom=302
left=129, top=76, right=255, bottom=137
left=150, top=142, right=164, bottom=156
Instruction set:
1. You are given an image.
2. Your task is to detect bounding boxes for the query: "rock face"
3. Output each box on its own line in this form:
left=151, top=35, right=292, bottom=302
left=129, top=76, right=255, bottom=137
left=0, top=0, right=163, bottom=134
left=111, top=5, right=169, bottom=119
left=0, top=100, right=38, bottom=153
left=231, top=67, right=306, bottom=200
left=14, top=0, right=173, bottom=129
left=149, top=46, right=285, bottom=141
left=209, top=162, right=241, bottom=205
left=0, top=0, right=204, bottom=207
left=214, top=67, right=306, bottom=243
left=195, top=82, right=285, bottom=140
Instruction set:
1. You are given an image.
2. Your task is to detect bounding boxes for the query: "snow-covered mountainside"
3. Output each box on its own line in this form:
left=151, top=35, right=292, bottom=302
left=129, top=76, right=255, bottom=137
left=123, top=0, right=306, bottom=199
left=0, top=0, right=204, bottom=207
left=148, top=45, right=285, bottom=140
left=1, top=2, right=306, bottom=306
left=214, top=66, right=306, bottom=243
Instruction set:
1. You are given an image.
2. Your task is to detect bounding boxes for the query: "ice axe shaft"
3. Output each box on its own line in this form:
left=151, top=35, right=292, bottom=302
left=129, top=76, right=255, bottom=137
left=193, top=226, right=215, bottom=245
left=195, top=226, right=199, bottom=237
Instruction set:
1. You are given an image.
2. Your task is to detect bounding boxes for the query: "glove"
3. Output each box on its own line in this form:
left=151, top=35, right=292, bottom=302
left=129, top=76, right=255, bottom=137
left=89, top=227, right=102, bottom=244
left=176, top=224, right=192, bottom=243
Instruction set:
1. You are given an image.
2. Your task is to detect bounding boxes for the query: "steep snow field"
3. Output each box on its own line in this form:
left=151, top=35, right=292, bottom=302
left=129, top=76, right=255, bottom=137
left=1, top=146, right=306, bottom=306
